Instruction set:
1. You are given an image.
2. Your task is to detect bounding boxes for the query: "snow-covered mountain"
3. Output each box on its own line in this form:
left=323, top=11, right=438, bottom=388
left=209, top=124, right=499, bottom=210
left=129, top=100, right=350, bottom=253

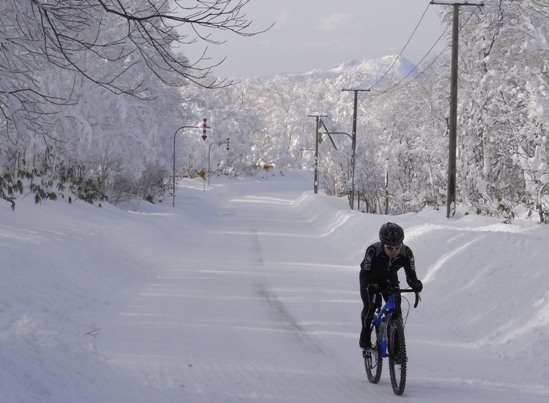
left=326, top=56, right=416, bottom=76
left=267, top=55, right=415, bottom=85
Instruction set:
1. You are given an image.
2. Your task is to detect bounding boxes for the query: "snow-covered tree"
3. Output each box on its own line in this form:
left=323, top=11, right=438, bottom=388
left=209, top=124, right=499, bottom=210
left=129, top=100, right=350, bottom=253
left=453, top=0, right=549, bottom=221
left=0, top=0, right=261, bottom=206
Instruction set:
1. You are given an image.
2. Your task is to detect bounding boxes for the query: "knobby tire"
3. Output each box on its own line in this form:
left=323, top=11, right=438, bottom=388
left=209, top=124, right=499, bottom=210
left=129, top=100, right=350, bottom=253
left=364, top=324, right=382, bottom=384
left=388, top=318, right=407, bottom=395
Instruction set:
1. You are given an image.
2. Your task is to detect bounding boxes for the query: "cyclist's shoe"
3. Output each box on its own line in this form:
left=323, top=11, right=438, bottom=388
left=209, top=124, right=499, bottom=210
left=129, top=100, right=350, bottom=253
left=362, top=347, right=375, bottom=358
left=359, top=338, right=372, bottom=350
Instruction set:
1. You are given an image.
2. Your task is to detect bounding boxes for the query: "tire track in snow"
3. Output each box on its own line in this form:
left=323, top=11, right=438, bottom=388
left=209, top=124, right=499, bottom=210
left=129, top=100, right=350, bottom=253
left=247, top=228, right=373, bottom=402
left=251, top=228, right=323, bottom=352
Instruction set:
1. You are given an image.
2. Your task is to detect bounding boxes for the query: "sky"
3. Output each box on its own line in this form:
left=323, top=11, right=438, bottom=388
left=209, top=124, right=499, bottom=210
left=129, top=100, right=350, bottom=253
left=183, top=0, right=449, bottom=77
left=2, top=170, right=549, bottom=402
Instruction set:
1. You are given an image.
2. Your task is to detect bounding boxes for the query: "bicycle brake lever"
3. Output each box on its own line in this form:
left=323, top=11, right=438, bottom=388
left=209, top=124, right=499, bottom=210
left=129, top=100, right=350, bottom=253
left=413, top=292, right=421, bottom=308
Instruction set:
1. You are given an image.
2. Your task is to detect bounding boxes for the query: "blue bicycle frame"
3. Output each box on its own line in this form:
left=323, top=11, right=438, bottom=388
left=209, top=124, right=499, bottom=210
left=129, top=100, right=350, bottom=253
left=364, top=286, right=420, bottom=395
left=371, top=288, right=419, bottom=358
left=371, top=293, right=397, bottom=358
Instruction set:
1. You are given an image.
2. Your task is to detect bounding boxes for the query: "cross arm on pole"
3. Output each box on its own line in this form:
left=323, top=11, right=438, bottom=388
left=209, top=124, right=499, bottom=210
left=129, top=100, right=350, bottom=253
left=430, top=1, right=484, bottom=6
left=319, top=118, right=339, bottom=150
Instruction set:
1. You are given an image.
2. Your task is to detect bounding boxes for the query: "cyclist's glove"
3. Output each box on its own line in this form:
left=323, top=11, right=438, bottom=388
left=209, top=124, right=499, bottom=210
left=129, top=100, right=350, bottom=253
left=410, top=279, right=423, bottom=293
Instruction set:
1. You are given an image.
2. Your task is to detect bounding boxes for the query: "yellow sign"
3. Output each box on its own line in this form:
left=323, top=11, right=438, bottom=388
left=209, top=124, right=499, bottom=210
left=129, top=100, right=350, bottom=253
left=198, top=169, right=206, bottom=179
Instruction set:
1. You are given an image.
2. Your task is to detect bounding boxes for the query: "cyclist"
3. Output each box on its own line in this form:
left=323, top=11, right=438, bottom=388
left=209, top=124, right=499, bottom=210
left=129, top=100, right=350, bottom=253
left=359, top=222, right=423, bottom=350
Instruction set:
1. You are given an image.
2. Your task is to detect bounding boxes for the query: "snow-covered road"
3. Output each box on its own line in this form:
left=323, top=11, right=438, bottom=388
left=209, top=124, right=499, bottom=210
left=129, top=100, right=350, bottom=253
left=3, top=171, right=549, bottom=402
left=98, top=176, right=372, bottom=401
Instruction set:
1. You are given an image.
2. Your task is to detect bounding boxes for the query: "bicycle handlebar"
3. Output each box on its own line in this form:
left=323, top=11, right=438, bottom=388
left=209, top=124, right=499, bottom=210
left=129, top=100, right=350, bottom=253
left=370, top=284, right=422, bottom=308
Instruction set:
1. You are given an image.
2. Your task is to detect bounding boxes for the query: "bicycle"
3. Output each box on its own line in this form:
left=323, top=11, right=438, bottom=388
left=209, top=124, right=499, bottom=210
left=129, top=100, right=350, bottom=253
left=363, top=283, right=420, bottom=395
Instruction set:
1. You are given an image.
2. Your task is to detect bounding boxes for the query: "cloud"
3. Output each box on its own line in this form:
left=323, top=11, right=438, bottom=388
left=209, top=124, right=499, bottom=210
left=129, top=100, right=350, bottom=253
left=317, top=13, right=354, bottom=32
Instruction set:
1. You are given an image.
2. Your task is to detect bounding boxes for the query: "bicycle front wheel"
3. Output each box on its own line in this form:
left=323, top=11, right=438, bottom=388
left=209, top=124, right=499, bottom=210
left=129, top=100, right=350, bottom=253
left=364, top=324, right=382, bottom=384
left=388, top=318, right=407, bottom=395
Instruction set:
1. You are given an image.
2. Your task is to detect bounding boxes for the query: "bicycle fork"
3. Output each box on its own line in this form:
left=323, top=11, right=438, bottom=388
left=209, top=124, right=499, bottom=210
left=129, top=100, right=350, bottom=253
left=374, top=306, right=396, bottom=359
left=378, top=317, right=389, bottom=358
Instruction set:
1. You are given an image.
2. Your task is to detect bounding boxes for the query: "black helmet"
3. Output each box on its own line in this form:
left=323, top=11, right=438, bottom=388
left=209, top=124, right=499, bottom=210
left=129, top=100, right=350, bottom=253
left=379, top=222, right=404, bottom=246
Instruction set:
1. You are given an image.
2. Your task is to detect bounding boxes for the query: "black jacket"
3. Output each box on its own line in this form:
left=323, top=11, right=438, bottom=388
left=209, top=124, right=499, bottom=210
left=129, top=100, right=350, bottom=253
left=359, top=242, right=419, bottom=289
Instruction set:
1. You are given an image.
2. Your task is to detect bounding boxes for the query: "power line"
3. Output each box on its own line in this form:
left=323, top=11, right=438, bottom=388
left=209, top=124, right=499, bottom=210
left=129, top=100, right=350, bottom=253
left=370, top=21, right=451, bottom=96
left=369, top=1, right=432, bottom=91
left=369, top=6, right=480, bottom=96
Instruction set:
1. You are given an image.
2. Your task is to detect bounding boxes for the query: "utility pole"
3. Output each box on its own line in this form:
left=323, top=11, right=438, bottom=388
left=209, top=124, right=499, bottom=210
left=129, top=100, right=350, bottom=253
left=308, top=113, right=327, bottom=194
left=342, top=88, right=369, bottom=210
left=430, top=1, right=483, bottom=218
left=318, top=119, right=355, bottom=209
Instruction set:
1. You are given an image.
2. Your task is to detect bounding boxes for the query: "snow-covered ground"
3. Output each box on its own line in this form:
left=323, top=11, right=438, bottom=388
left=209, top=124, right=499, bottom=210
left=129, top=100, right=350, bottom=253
left=1, top=170, right=548, bottom=402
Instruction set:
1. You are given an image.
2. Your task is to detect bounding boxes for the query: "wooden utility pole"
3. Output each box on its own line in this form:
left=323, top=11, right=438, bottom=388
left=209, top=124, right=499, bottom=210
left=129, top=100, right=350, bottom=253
left=430, top=1, right=483, bottom=218
left=447, top=3, right=459, bottom=219
left=308, top=113, right=327, bottom=194
left=342, top=88, right=369, bottom=210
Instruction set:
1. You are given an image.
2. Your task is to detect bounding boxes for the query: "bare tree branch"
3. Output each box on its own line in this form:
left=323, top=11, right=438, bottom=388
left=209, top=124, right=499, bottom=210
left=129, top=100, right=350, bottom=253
left=25, top=0, right=269, bottom=94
